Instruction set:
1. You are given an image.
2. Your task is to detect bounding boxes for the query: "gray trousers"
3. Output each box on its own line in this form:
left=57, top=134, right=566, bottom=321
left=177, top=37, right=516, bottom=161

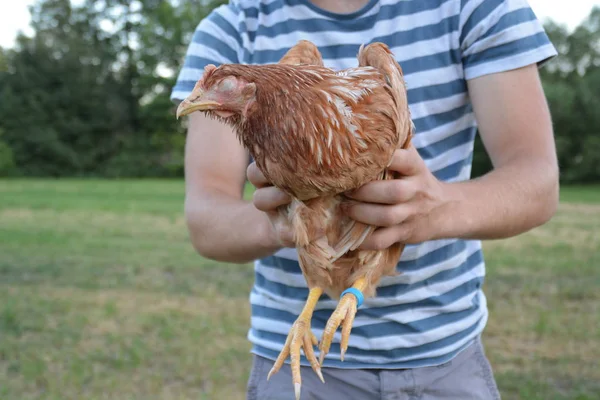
left=246, top=337, right=501, bottom=400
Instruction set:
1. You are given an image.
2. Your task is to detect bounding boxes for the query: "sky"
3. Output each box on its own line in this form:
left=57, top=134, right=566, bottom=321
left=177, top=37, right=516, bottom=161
left=0, top=0, right=599, bottom=48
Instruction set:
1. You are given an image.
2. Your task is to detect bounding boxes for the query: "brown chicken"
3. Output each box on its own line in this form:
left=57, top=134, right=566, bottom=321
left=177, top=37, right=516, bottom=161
left=177, top=40, right=413, bottom=399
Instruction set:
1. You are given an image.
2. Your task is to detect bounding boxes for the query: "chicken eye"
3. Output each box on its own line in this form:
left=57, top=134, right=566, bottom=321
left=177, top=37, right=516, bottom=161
left=219, top=77, right=236, bottom=92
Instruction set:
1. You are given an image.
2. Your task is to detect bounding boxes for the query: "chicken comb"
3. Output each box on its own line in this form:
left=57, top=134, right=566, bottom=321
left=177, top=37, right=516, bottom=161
left=196, top=64, right=218, bottom=88
left=203, top=64, right=217, bottom=76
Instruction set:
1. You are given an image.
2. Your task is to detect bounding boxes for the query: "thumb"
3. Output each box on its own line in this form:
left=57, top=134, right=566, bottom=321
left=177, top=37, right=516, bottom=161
left=388, top=144, right=425, bottom=176
left=246, top=162, right=270, bottom=188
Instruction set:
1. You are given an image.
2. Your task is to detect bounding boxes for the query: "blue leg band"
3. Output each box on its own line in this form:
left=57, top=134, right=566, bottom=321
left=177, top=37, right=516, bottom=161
left=341, top=287, right=364, bottom=308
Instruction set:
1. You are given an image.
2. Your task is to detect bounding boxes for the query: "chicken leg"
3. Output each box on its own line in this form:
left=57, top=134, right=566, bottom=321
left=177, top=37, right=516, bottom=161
left=267, top=287, right=325, bottom=399
left=318, top=277, right=368, bottom=363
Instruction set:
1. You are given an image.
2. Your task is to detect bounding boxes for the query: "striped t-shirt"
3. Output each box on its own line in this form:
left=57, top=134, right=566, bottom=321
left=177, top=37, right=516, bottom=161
left=171, top=0, right=556, bottom=369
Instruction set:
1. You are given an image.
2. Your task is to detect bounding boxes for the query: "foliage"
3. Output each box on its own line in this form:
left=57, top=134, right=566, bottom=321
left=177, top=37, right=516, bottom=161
left=0, top=128, right=16, bottom=175
left=0, top=0, right=224, bottom=177
left=459, top=7, right=600, bottom=183
left=539, top=7, right=600, bottom=183
left=0, top=1, right=598, bottom=182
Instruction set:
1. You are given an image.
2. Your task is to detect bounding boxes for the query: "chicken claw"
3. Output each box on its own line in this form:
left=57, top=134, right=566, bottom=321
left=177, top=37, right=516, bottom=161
left=319, top=277, right=368, bottom=364
left=267, top=287, right=325, bottom=399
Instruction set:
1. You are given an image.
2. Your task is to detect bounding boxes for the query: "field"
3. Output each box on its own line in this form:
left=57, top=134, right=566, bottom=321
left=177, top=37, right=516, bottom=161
left=0, top=180, right=598, bottom=400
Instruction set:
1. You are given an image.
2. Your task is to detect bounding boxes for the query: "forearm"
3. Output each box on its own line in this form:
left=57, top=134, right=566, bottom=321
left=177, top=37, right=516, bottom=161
left=437, top=157, right=559, bottom=240
left=185, top=191, right=282, bottom=263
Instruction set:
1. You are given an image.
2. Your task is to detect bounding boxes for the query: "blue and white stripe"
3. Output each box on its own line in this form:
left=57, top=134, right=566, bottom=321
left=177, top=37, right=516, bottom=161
left=172, top=0, right=556, bottom=368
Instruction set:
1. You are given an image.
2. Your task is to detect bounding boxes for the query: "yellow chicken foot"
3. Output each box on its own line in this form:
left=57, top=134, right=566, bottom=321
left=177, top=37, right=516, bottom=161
left=267, top=287, right=325, bottom=400
left=319, top=277, right=368, bottom=364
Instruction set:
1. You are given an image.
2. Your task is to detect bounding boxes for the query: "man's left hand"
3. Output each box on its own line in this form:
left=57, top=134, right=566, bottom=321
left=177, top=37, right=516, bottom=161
left=343, top=144, right=454, bottom=250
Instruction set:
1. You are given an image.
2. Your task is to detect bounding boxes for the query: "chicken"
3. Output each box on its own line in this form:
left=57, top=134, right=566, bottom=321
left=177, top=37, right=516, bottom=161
left=176, top=40, right=413, bottom=399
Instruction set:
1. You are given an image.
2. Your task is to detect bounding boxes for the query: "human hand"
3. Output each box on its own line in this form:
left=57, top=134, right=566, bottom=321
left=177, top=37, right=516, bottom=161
left=344, top=144, right=455, bottom=250
left=246, top=162, right=296, bottom=248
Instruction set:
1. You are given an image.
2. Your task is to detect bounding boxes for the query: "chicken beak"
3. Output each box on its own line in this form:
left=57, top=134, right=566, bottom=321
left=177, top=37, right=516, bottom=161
left=176, top=94, right=221, bottom=119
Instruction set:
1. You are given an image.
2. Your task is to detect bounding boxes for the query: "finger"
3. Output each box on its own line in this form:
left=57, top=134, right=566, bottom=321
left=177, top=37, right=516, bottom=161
left=246, top=162, right=270, bottom=188
left=387, top=146, right=425, bottom=176
left=346, top=179, right=416, bottom=205
left=253, top=186, right=291, bottom=212
left=344, top=203, right=410, bottom=227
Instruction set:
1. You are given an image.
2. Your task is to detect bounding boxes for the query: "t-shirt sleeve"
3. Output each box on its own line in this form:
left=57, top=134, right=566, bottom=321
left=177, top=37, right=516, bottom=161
left=170, top=2, right=243, bottom=103
left=459, top=0, right=558, bottom=80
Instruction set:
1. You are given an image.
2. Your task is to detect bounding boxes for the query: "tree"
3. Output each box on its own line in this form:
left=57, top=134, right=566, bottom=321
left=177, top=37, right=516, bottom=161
left=0, top=1, right=598, bottom=182
left=0, top=0, right=128, bottom=176
left=541, top=6, right=600, bottom=183
left=472, top=6, right=600, bottom=183
left=101, top=0, right=227, bottom=176
left=0, top=0, right=224, bottom=177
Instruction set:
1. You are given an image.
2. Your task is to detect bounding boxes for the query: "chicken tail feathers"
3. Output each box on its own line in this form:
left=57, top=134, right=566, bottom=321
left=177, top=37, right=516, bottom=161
left=357, top=42, right=405, bottom=95
left=279, top=40, right=324, bottom=66
left=358, top=42, right=414, bottom=147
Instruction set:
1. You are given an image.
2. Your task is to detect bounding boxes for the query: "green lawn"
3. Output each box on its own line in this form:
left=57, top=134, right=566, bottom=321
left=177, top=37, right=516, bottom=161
left=0, top=179, right=598, bottom=400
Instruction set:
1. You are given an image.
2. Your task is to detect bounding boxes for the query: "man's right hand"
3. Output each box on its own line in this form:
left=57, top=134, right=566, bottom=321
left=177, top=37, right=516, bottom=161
left=247, top=162, right=296, bottom=249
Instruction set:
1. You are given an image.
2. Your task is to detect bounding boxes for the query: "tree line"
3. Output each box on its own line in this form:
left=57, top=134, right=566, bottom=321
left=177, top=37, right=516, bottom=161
left=0, top=0, right=598, bottom=183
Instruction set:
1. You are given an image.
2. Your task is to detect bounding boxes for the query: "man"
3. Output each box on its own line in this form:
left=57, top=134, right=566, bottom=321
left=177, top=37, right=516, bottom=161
left=171, top=0, right=559, bottom=398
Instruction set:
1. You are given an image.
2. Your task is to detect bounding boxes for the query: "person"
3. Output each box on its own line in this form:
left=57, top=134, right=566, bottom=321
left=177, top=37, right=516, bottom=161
left=171, top=0, right=559, bottom=398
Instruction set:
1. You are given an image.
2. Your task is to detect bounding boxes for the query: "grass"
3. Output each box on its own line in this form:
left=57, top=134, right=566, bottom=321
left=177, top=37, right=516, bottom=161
left=0, top=179, right=598, bottom=399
